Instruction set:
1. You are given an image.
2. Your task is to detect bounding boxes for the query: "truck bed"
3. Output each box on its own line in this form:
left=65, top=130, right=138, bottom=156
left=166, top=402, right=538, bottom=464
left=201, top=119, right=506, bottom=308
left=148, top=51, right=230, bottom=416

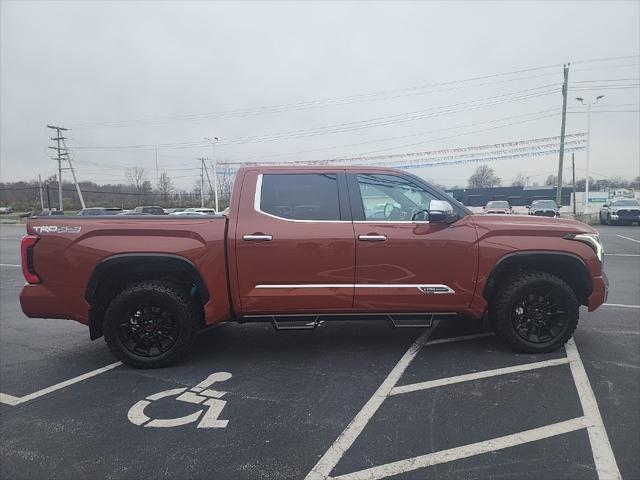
left=20, top=215, right=230, bottom=326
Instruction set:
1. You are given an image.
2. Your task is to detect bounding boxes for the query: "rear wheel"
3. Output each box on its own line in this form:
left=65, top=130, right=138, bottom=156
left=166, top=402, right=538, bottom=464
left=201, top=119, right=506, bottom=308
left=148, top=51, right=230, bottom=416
left=104, top=280, right=199, bottom=368
left=489, top=271, right=578, bottom=353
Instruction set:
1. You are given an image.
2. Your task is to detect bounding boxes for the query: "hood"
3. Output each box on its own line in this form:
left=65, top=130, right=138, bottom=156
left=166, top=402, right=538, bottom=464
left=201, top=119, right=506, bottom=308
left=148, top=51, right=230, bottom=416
left=470, top=213, right=597, bottom=236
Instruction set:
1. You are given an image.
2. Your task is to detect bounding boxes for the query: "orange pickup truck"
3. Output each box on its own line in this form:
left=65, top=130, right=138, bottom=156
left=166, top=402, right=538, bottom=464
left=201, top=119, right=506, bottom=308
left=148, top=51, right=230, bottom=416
left=20, top=166, right=608, bottom=368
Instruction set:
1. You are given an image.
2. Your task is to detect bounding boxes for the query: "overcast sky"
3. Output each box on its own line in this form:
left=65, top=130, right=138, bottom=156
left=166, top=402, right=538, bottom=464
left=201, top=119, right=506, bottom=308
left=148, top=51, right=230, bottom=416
left=1, top=0, right=639, bottom=190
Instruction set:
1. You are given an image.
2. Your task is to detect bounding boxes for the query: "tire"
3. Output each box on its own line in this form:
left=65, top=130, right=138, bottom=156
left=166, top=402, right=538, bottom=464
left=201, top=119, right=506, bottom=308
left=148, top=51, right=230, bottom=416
left=599, top=213, right=606, bottom=225
left=103, top=280, right=199, bottom=368
left=489, top=271, right=578, bottom=353
left=607, top=214, right=613, bottom=226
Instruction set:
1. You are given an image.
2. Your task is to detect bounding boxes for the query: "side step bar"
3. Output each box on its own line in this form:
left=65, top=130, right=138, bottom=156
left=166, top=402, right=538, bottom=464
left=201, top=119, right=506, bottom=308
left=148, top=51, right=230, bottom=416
left=241, top=313, right=456, bottom=330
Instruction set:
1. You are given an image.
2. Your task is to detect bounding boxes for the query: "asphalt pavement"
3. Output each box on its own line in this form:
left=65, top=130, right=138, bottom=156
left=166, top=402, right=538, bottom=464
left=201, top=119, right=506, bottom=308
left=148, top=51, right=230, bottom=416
left=0, top=223, right=638, bottom=479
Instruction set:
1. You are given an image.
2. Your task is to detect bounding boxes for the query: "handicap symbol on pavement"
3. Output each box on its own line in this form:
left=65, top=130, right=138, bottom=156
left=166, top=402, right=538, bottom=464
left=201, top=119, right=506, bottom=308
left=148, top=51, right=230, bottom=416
left=127, top=372, right=232, bottom=428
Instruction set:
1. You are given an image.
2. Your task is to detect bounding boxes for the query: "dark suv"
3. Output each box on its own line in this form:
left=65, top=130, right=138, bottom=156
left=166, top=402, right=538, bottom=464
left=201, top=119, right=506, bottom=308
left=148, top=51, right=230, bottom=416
left=528, top=200, right=559, bottom=217
left=133, top=206, right=166, bottom=215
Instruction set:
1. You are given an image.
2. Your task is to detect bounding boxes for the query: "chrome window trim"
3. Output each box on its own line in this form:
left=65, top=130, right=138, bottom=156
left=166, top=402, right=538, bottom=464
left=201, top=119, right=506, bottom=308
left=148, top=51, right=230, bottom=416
left=254, top=173, right=350, bottom=224
left=255, top=283, right=455, bottom=294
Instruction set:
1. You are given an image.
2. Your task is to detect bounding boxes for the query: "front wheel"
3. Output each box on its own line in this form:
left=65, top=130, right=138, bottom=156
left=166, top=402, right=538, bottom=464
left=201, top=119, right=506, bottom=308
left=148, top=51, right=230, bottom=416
left=103, top=280, right=199, bottom=368
left=489, top=271, right=578, bottom=353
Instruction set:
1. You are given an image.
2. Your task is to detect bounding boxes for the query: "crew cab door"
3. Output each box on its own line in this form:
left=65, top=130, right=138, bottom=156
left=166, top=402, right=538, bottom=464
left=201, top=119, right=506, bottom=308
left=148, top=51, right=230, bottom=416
left=234, top=170, right=355, bottom=313
left=349, top=172, right=478, bottom=312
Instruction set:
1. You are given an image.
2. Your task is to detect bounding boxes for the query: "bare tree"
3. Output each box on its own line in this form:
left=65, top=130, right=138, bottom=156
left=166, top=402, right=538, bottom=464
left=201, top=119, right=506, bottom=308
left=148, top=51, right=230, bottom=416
left=157, top=171, right=174, bottom=201
left=545, top=174, right=557, bottom=186
left=126, top=167, right=148, bottom=191
left=468, top=165, right=501, bottom=188
left=511, top=172, right=527, bottom=187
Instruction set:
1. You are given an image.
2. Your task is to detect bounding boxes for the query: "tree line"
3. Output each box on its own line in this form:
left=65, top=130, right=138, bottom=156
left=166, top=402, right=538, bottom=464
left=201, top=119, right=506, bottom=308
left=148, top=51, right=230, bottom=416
left=0, top=167, right=234, bottom=212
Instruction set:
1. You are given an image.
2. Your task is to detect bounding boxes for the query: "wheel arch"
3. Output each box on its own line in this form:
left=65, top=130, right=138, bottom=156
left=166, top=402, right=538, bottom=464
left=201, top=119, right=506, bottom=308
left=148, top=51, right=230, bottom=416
left=85, top=254, right=209, bottom=340
left=484, top=251, right=592, bottom=307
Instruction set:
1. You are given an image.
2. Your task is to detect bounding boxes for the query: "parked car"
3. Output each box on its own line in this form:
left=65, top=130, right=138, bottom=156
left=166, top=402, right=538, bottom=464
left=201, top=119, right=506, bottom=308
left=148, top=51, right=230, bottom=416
left=20, top=166, right=607, bottom=368
left=46, top=210, right=64, bottom=216
left=169, top=211, right=208, bottom=216
left=0, top=206, right=13, bottom=214
left=599, top=198, right=640, bottom=225
left=528, top=199, right=559, bottom=217
left=117, top=212, right=151, bottom=216
left=133, top=206, right=166, bottom=215
left=184, top=207, right=216, bottom=215
left=78, top=207, right=122, bottom=216
left=483, top=200, right=512, bottom=214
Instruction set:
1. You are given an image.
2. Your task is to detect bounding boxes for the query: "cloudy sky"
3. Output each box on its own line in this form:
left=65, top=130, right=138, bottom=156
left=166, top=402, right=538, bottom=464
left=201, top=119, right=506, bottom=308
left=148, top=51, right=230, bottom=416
left=1, top=0, right=639, bottom=190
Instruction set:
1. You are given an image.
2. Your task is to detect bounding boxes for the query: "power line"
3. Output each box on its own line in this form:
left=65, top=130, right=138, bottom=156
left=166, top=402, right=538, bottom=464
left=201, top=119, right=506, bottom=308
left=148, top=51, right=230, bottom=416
left=66, top=54, right=639, bottom=129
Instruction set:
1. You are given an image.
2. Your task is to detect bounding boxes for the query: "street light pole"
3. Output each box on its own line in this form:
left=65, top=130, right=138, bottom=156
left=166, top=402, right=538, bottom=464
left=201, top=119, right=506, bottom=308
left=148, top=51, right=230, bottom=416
left=204, top=137, right=219, bottom=212
left=575, top=95, right=604, bottom=214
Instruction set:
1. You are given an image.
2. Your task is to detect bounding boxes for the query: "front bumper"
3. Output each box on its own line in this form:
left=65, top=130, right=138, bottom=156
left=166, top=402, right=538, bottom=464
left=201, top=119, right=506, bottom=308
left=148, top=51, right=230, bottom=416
left=587, top=272, right=609, bottom=312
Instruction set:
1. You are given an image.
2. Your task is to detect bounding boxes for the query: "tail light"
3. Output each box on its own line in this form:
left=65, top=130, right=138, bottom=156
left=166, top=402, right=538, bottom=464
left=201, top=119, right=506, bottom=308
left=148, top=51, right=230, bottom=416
left=21, top=235, right=41, bottom=284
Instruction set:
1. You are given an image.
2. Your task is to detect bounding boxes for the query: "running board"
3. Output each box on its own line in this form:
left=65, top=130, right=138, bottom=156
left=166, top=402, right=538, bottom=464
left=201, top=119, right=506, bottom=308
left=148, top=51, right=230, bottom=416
left=241, top=313, right=457, bottom=330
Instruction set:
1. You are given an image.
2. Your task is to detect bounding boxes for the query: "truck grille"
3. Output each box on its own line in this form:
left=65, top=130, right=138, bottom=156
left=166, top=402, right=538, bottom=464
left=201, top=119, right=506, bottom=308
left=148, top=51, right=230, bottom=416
left=617, top=209, right=640, bottom=220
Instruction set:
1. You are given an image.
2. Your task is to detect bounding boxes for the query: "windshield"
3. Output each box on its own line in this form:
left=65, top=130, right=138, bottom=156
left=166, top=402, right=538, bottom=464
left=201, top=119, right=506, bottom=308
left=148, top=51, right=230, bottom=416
left=611, top=199, right=639, bottom=207
left=487, top=201, right=509, bottom=208
left=532, top=200, right=557, bottom=208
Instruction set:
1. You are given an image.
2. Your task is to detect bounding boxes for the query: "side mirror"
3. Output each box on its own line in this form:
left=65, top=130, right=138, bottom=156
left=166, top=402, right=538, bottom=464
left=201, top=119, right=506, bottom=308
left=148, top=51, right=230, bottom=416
left=429, top=200, right=457, bottom=223
left=526, top=205, right=531, bottom=209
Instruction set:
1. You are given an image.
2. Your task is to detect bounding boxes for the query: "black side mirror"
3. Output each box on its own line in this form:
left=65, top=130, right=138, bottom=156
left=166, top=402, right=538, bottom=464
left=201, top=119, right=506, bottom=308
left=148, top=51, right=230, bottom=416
left=429, top=200, right=458, bottom=223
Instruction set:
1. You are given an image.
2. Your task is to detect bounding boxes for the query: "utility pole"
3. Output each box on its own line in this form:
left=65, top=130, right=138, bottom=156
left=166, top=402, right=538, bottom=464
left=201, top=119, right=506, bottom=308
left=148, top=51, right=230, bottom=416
left=556, top=63, right=570, bottom=207
left=200, top=158, right=205, bottom=208
left=204, top=137, right=219, bottom=212
left=203, top=159, right=215, bottom=201
left=47, top=125, right=68, bottom=210
left=61, top=136, right=86, bottom=209
left=45, top=183, right=51, bottom=210
left=155, top=145, right=159, bottom=185
left=571, top=153, right=577, bottom=215
left=575, top=95, right=604, bottom=214
left=38, top=175, right=45, bottom=211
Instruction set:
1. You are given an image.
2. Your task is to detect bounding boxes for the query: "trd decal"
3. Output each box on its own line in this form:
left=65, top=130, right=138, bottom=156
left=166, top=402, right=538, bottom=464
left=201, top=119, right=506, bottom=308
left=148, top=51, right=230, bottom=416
left=33, top=225, right=81, bottom=234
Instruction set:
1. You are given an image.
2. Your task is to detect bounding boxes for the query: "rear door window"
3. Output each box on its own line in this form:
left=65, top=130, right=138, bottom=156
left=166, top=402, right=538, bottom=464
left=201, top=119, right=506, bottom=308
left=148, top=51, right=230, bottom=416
left=260, top=174, right=341, bottom=221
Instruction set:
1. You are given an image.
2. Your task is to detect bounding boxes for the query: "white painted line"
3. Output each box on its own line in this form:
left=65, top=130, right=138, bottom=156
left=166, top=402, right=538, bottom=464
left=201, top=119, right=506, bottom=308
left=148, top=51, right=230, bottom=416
left=423, top=332, right=494, bottom=346
left=390, top=357, right=570, bottom=396
left=0, top=263, right=20, bottom=267
left=616, top=234, right=640, bottom=244
left=603, top=303, right=640, bottom=309
left=304, top=323, right=440, bottom=480
left=605, top=253, right=640, bottom=257
left=0, top=392, right=22, bottom=406
left=332, top=417, right=591, bottom=480
left=565, top=339, right=621, bottom=480
left=0, top=361, right=122, bottom=406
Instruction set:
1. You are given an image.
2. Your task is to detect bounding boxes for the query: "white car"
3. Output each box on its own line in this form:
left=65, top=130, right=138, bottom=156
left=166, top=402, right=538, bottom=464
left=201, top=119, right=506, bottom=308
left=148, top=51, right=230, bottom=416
left=169, top=211, right=209, bottom=216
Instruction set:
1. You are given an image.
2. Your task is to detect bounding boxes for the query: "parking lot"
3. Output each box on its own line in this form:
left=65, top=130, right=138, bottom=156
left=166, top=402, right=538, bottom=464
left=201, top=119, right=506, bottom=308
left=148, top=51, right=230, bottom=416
left=0, top=223, right=638, bottom=479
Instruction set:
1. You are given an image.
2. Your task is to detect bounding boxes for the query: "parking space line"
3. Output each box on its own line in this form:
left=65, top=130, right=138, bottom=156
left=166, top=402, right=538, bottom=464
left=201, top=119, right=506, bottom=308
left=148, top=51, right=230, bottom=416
left=304, top=323, right=441, bottom=480
left=389, top=357, right=570, bottom=396
left=616, top=234, right=640, bottom=244
left=566, top=339, right=622, bottom=480
left=331, top=417, right=591, bottom=480
left=0, top=263, right=20, bottom=267
left=423, top=332, right=494, bottom=345
left=603, top=303, right=640, bottom=309
left=0, top=361, right=122, bottom=406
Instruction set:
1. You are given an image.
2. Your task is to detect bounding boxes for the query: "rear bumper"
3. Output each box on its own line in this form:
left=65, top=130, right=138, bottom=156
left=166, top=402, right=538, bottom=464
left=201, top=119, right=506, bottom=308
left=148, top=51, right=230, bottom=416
left=588, top=272, right=609, bottom=312
left=20, top=284, right=89, bottom=324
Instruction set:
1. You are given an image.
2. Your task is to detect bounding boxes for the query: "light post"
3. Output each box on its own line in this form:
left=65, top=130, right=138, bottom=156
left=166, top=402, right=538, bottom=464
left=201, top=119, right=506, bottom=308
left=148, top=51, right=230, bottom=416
left=575, top=95, right=604, bottom=214
left=204, top=137, right=219, bottom=212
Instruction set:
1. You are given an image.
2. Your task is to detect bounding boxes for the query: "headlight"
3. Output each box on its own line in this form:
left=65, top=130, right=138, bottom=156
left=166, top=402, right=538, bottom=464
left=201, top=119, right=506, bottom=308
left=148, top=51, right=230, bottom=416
left=565, top=233, right=604, bottom=261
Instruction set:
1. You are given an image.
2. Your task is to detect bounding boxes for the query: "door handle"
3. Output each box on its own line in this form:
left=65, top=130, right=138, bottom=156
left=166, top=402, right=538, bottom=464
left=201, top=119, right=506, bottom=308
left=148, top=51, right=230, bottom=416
left=358, top=234, right=387, bottom=242
left=243, top=234, right=273, bottom=241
